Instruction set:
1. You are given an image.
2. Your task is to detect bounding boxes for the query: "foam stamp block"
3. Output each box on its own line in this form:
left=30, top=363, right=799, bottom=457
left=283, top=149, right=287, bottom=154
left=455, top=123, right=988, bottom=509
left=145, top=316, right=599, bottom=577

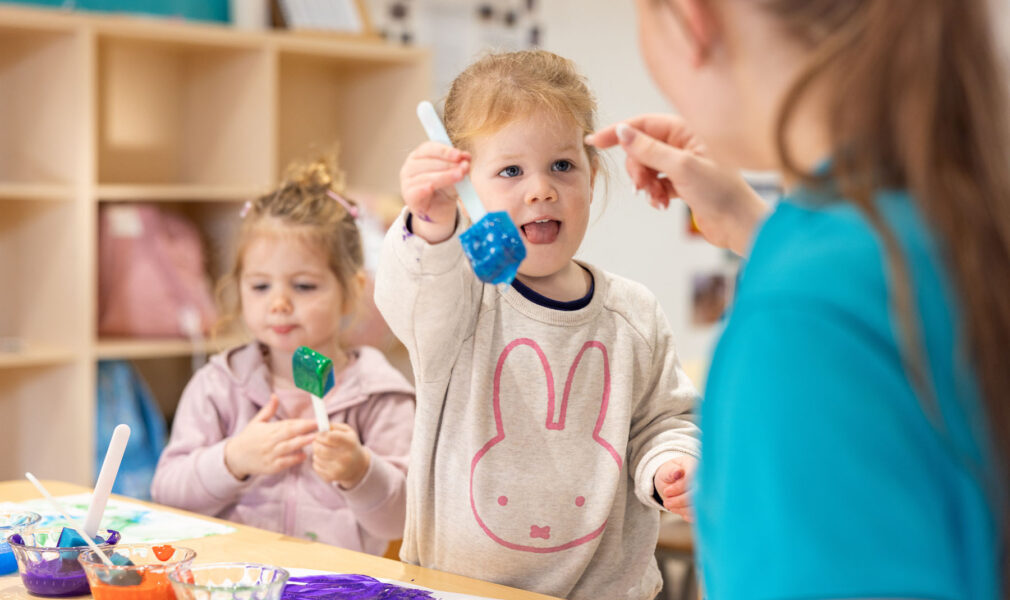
left=292, top=346, right=335, bottom=433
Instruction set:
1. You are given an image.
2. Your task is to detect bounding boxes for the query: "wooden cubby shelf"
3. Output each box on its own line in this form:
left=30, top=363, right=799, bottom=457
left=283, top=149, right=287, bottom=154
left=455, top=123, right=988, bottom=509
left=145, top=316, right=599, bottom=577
left=0, top=183, right=76, bottom=202
left=0, top=344, right=76, bottom=369
left=0, top=3, right=429, bottom=484
left=97, top=184, right=269, bottom=202
left=95, top=335, right=249, bottom=360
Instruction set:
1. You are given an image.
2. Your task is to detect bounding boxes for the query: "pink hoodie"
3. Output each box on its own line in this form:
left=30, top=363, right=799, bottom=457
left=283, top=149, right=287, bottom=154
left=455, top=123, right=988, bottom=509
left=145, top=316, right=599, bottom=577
left=151, top=343, right=415, bottom=555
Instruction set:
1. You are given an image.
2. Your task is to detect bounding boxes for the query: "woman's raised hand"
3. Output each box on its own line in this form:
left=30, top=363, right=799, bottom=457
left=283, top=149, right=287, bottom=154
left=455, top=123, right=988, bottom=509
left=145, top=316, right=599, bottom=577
left=587, top=114, right=769, bottom=256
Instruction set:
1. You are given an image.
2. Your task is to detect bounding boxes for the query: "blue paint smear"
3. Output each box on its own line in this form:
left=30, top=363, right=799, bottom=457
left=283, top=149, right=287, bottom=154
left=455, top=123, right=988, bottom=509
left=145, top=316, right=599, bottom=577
left=283, top=575, right=435, bottom=600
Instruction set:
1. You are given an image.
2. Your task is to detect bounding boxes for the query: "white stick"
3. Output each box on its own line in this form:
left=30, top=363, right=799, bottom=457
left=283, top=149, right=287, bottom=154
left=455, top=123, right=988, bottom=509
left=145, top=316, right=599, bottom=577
left=416, top=101, right=486, bottom=221
left=85, top=424, right=130, bottom=538
left=311, top=395, right=329, bottom=433
left=24, top=472, right=116, bottom=568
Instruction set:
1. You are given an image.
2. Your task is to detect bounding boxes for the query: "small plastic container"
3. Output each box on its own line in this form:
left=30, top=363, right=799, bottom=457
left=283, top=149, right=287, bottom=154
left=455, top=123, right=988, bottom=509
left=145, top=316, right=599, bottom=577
left=79, top=544, right=197, bottom=600
left=168, top=563, right=289, bottom=600
left=0, top=511, right=41, bottom=575
left=8, top=527, right=121, bottom=597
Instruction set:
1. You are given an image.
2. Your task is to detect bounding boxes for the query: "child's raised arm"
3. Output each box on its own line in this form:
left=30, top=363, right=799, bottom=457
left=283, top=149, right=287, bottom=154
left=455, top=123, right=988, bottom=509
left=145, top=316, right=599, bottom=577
left=374, top=207, right=484, bottom=385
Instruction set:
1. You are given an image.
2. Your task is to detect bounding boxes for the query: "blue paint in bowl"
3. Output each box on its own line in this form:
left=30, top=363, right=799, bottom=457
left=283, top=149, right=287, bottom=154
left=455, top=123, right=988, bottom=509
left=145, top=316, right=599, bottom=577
left=0, top=511, right=41, bottom=576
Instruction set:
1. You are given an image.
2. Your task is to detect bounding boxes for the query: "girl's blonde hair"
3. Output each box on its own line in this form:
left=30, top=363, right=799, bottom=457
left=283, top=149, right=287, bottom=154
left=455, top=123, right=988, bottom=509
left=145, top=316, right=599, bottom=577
left=443, top=49, right=600, bottom=173
left=215, top=151, right=363, bottom=338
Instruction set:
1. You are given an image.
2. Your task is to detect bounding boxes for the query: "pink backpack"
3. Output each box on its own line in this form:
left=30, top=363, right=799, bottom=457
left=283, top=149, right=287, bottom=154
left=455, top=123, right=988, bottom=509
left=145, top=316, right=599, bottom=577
left=98, top=204, right=217, bottom=338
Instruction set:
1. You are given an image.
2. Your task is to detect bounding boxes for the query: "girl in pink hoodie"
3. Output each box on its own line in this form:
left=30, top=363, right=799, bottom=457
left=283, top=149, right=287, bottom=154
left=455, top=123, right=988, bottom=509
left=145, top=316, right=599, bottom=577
left=151, top=153, right=415, bottom=556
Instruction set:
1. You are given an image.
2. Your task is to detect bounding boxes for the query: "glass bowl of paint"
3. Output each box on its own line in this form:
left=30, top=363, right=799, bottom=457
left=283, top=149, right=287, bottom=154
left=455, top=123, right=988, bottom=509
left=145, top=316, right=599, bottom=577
left=0, top=511, right=41, bottom=575
left=8, top=527, right=121, bottom=597
left=168, top=563, right=289, bottom=600
left=79, top=544, right=196, bottom=600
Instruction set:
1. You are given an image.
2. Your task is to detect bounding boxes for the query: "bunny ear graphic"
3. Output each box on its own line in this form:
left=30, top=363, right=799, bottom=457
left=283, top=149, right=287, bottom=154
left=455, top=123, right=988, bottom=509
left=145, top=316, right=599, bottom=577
left=486, top=337, right=554, bottom=445
left=559, top=341, right=622, bottom=469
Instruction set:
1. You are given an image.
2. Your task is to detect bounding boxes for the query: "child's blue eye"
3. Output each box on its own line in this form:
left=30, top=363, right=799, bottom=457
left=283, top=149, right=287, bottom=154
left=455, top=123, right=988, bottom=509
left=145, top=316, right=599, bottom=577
left=498, top=165, right=522, bottom=178
left=552, top=160, right=573, bottom=172
left=250, top=283, right=269, bottom=292
left=294, top=283, right=317, bottom=292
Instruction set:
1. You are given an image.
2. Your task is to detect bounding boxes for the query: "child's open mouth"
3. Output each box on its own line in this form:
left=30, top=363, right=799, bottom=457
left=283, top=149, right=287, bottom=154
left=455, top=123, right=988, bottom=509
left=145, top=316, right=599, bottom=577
left=521, top=219, right=561, bottom=244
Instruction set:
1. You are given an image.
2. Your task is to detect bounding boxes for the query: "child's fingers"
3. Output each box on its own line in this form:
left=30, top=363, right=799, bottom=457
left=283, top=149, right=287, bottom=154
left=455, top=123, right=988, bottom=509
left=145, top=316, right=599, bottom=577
left=277, top=419, right=319, bottom=439
left=663, top=492, right=691, bottom=509
left=269, top=451, right=307, bottom=473
left=402, top=156, right=470, bottom=179
left=664, top=499, right=692, bottom=518
left=406, top=170, right=466, bottom=196
left=275, top=432, right=317, bottom=456
left=661, top=467, right=685, bottom=484
left=662, top=477, right=690, bottom=498
left=314, top=425, right=358, bottom=449
left=251, top=396, right=279, bottom=423
left=402, top=180, right=460, bottom=215
left=670, top=506, right=694, bottom=522
left=411, top=141, right=470, bottom=162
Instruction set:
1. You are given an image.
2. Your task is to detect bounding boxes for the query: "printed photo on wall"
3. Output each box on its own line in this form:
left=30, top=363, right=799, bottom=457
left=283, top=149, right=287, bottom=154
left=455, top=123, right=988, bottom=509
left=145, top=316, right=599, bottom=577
left=691, top=271, right=732, bottom=326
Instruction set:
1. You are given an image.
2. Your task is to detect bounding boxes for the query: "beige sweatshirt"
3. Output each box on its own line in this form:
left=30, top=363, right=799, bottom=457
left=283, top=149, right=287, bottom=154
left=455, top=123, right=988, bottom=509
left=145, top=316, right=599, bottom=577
left=375, top=210, right=700, bottom=600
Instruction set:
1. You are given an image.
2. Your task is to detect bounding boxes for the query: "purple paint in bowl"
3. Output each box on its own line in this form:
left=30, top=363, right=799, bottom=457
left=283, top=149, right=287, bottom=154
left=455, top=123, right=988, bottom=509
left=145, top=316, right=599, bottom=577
left=8, top=527, right=121, bottom=597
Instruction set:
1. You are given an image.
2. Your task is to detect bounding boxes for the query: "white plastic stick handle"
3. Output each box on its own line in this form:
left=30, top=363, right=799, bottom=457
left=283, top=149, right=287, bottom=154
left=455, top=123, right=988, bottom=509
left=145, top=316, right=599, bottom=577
left=311, top=395, right=329, bottom=433
left=85, top=424, right=130, bottom=538
left=25, top=472, right=116, bottom=568
left=416, top=101, right=486, bottom=221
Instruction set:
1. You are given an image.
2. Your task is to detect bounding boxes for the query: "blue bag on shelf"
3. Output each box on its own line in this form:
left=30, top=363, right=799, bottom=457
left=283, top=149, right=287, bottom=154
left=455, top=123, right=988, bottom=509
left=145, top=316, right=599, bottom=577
left=95, top=360, right=167, bottom=500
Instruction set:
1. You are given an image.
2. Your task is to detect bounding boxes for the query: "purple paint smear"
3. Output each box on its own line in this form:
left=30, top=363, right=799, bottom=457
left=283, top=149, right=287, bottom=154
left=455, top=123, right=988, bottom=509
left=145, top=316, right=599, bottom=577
left=282, top=574, right=435, bottom=600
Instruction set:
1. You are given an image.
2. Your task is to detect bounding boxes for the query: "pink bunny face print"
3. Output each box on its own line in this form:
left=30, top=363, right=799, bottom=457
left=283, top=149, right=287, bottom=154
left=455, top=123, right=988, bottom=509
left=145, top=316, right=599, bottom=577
left=470, top=338, right=622, bottom=553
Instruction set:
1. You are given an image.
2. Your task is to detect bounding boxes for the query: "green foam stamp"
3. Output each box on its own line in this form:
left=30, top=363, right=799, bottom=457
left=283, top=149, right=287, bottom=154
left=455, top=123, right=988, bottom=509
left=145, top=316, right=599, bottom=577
left=293, top=346, right=334, bottom=432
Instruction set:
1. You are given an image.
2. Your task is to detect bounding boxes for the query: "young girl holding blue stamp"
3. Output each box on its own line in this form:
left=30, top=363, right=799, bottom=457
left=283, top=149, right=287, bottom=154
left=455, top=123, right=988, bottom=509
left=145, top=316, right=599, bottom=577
left=152, top=154, right=414, bottom=556
left=376, top=50, right=699, bottom=600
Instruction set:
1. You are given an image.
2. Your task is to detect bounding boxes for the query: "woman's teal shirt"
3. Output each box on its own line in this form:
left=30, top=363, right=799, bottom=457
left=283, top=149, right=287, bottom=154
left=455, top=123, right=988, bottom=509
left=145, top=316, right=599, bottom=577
left=695, top=186, right=1002, bottom=599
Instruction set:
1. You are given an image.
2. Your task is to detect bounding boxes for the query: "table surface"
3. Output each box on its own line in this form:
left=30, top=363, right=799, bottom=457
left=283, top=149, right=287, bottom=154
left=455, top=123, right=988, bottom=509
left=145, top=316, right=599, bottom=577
left=0, top=480, right=558, bottom=600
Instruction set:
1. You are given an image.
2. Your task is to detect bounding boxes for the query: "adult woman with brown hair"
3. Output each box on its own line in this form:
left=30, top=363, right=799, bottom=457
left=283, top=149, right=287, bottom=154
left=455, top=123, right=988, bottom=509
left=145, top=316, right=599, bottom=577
left=588, top=0, right=1009, bottom=597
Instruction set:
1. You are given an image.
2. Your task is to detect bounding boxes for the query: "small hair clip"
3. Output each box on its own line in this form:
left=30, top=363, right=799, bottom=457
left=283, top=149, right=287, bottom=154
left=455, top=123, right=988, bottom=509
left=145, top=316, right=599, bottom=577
left=240, top=200, right=253, bottom=218
left=327, top=189, right=359, bottom=218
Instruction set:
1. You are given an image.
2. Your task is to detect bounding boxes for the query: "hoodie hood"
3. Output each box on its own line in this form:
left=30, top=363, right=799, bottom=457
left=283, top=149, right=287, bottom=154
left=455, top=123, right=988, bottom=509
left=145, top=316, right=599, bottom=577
left=211, top=342, right=414, bottom=414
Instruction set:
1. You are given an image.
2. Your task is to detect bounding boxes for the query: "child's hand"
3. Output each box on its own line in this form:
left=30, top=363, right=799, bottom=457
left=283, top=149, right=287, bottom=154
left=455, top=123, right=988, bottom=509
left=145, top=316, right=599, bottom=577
left=312, top=423, right=371, bottom=489
left=224, top=395, right=318, bottom=480
left=654, top=454, right=698, bottom=522
left=400, top=141, right=471, bottom=244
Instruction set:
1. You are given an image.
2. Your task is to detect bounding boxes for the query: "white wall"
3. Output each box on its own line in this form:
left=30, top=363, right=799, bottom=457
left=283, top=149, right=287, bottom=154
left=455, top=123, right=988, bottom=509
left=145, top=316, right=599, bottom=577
left=539, top=1, right=729, bottom=381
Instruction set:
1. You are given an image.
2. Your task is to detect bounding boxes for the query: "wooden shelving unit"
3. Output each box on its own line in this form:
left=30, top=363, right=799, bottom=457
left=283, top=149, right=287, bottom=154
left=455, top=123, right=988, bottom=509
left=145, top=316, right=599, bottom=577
left=0, top=4, right=429, bottom=485
left=94, top=335, right=249, bottom=360
left=0, top=344, right=77, bottom=369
